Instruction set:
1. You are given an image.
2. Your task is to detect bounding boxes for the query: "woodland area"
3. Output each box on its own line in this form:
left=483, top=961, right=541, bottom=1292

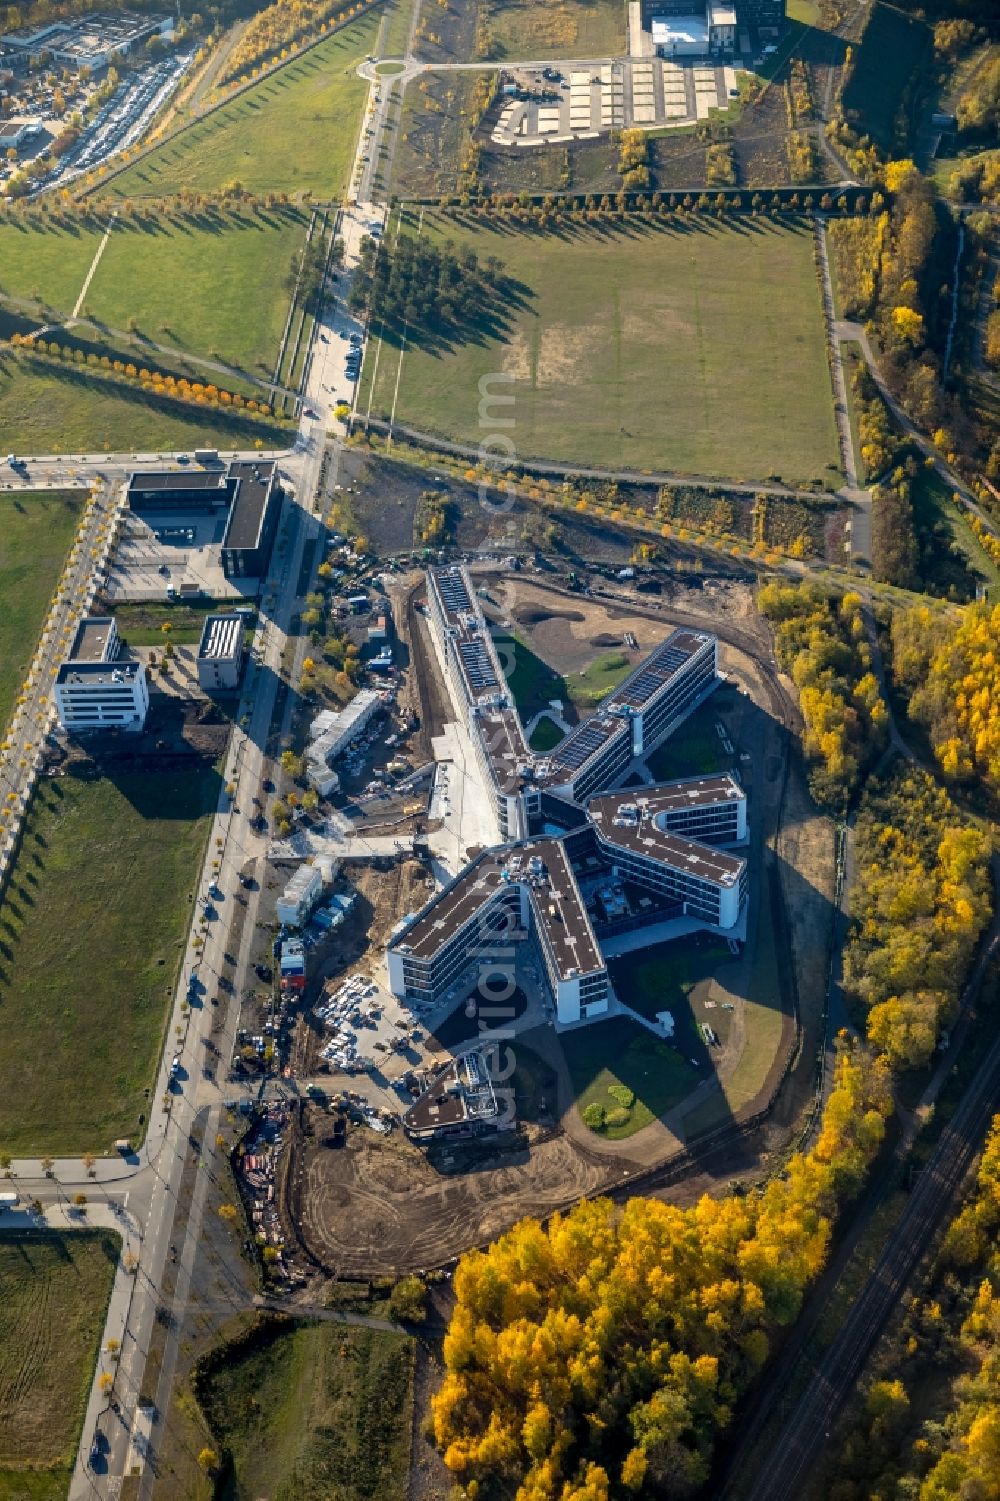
left=433, top=1048, right=893, bottom=1501
left=758, top=581, right=886, bottom=812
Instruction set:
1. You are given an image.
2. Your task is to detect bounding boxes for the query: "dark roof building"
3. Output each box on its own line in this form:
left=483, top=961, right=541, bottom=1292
left=126, top=459, right=282, bottom=581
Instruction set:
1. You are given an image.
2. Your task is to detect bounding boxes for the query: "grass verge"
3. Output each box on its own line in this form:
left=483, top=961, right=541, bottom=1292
left=0, top=765, right=220, bottom=1156
left=0, top=491, right=82, bottom=734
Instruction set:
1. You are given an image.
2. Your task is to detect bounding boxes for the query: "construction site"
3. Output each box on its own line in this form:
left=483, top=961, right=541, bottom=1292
left=240, top=560, right=838, bottom=1280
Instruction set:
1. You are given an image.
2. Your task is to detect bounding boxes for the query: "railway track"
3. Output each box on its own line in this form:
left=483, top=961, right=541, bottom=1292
left=729, top=967, right=1000, bottom=1501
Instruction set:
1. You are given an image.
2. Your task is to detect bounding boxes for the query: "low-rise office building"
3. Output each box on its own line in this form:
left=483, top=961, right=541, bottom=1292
left=55, top=661, right=149, bottom=733
left=196, top=613, right=245, bottom=691
left=126, top=459, right=282, bottom=582
left=53, top=614, right=149, bottom=733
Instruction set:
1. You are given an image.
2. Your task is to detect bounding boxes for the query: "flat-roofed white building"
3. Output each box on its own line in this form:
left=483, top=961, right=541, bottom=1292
left=53, top=614, right=148, bottom=733
left=196, top=612, right=245, bottom=691
left=651, top=13, right=709, bottom=54
left=54, top=661, right=149, bottom=732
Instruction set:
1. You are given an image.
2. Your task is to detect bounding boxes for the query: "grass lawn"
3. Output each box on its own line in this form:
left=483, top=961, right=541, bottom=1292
left=528, top=713, right=564, bottom=752
left=111, top=600, right=257, bottom=648
left=362, top=214, right=839, bottom=485
left=0, top=1231, right=118, bottom=1498
left=561, top=1016, right=700, bottom=1139
left=0, top=766, right=220, bottom=1156
left=568, top=649, right=633, bottom=709
left=0, top=221, right=104, bottom=313
left=646, top=696, right=728, bottom=780
left=476, top=0, right=625, bottom=59
left=82, top=212, right=308, bottom=375
left=497, top=632, right=565, bottom=715
left=0, top=349, right=285, bottom=453
left=841, top=2, right=930, bottom=152
left=105, top=12, right=380, bottom=202
left=0, top=491, right=82, bottom=734
left=199, top=1318, right=413, bottom=1501
left=608, top=937, right=734, bottom=1025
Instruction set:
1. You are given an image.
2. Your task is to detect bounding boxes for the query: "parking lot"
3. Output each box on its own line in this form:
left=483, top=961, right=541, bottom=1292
left=105, top=505, right=251, bottom=602
left=490, top=55, right=740, bottom=146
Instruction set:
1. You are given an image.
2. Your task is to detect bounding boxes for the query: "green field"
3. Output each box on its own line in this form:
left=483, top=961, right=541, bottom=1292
left=562, top=1017, right=699, bottom=1138
left=361, top=215, right=840, bottom=484
left=0, top=348, right=284, bottom=453
left=0, top=491, right=82, bottom=735
left=0, top=767, right=220, bottom=1156
left=79, top=212, right=308, bottom=375
left=105, top=12, right=380, bottom=202
left=841, top=2, right=930, bottom=151
left=198, top=1318, right=413, bottom=1501
left=0, top=221, right=104, bottom=312
left=0, top=1232, right=118, bottom=1499
left=569, top=650, right=633, bottom=708
left=476, top=0, right=625, bottom=60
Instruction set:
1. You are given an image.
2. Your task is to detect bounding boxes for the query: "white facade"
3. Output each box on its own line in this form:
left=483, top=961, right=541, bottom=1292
left=305, top=689, right=382, bottom=793
left=54, top=662, right=149, bottom=732
left=196, top=613, right=245, bottom=691
left=276, top=865, right=323, bottom=927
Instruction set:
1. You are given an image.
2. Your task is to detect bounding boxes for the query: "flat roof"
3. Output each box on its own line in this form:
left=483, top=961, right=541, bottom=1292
left=128, top=469, right=228, bottom=495
left=589, top=773, right=744, bottom=819
left=589, top=793, right=746, bottom=887
left=404, top=1050, right=498, bottom=1134
left=223, top=460, right=276, bottom=552
left=395, top=850, right=507, bottom=962
left=198, top=613, right=243, bottom=663
left=56, top=661, right=142, bottom=687
left=70, top=616, right=115, bottom=663
left=519, top=838, right=603, bottom=978
left=603, top=629, right=712, bottom=712
left=393, top=837, right=602, bottom=981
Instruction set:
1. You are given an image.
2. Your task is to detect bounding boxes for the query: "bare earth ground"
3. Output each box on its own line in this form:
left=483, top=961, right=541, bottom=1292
left=293, top=1111, right=620, bottom=1275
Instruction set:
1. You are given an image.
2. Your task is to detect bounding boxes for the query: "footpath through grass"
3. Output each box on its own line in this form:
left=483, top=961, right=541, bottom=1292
left=0, top=491, right=82, bottom=735
left=0, top=766, right=220, bottom=1156
left=0, top=348, right=285, bottom=453
left=362, top=214, right=840, bottom=485
left=0, top=220, right=104, bottom=312
left=0, top=1231, right=118, bottom=1499
left=198, top=1317, right=413, bottom=1501
left=105, top=11, right=380, bottom=202
left=80, top=210, right=309, bottom=376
